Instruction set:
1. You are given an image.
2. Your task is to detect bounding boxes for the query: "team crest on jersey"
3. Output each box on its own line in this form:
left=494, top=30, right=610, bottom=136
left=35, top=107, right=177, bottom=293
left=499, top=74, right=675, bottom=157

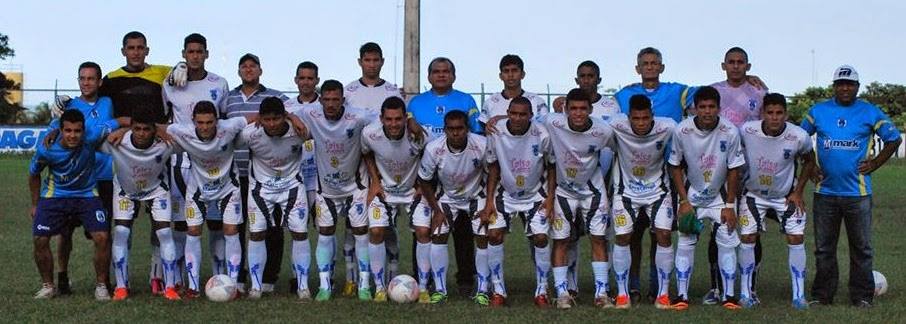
left=159, top=199, right=168, bottom=210
left=210, top=89, right=218, bottom=101
left=155, top=154, right=163, bottom=163
left=532, top=144, right=540, bottom=156
left=472, top=158, right=480, bottom=168
left=719, top=141, right=727, bottom=152
left=90, top=109, right=99, bottom=118
left=221, top=144, right=229, bottom=151
left=346, top=128, right=354, bottom=139
left=354, top=202, right=364, bottom=215
left=587, top=145, right=597, bottom=154
left=655, top=141, right=663, bottom=150
left=748, top=99, right=758, bottom=110
left=436, top=105, right=445, bottom=115
left=783, top=149, right=792, bottom=160
left=291, top=144, right=301, bottom=153
left=409, top=147, right=419, bottom=157
left=837, top=118, right=847, bottom=128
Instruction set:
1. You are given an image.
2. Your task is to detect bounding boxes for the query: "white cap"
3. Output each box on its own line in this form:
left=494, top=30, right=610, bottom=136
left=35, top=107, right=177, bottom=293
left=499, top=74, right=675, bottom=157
left=833, top=65, right=859, bottom=82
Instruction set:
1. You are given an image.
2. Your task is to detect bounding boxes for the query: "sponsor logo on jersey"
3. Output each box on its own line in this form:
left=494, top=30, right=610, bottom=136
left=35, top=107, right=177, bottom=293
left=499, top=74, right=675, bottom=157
left=823, top=139, right=859, bottom=151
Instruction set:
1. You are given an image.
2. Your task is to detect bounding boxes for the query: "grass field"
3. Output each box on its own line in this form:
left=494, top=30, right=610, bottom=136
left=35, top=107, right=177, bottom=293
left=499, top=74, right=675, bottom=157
left=2, top=154, right=905, bottom=323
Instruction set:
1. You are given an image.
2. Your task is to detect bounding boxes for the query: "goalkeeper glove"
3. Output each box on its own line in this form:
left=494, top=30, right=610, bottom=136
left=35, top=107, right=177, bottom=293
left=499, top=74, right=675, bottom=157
left=52, top=95, right=71, bottom=118
left=677, top=209, right=703, bottom=235
left=167, top=62, right=188, bottom=87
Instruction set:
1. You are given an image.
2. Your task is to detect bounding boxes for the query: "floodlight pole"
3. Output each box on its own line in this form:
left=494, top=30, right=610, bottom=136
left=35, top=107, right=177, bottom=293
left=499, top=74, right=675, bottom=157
left=403, top=0, right=420, bottom=98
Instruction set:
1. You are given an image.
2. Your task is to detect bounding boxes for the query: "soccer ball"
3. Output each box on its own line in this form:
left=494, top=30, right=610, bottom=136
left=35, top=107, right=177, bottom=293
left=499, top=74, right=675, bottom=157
left=205, top=274, right=237, bottom=302
left=388, top=274, right=420, bottom=303
left=874, top=270, right=888, bottom=296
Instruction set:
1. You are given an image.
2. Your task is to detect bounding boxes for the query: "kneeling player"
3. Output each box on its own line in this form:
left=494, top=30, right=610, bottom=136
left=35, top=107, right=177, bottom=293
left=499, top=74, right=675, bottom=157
left=415, top=110, right=497, bottom=304
left=361, top=97, right=427, bottom=302
left=485, top=96, right=554, bottom=307
left=609, top=95, right=677, bottom=309
left=239, top=97, right=312, bottom=299
left=104, top=111, right=180, bottom=301
left=737, top=93, right=815, bottom=309
left=667, top=87, right=745, bottom=310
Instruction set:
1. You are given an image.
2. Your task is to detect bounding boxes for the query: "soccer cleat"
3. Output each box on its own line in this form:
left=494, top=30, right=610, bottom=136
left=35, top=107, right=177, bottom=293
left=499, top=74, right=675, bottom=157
left=490, top=293, right=507, bottom=307
left=702, top=288, right=721, bottom=305
left=342, top=281, right=357, bottom=297
left=792, top=298, right=809, bottom=310
left=34, top=283, right=56, bottom=299
left=739, top=296, right=756, bottom=309
left=297, top=288, right=312, bottom=302
left=112, top=287, right=129, bottom=301
left=568, top=289, right=578, bottom=299
left=248, top=289, right=263, bottom=300
left=289, top=278, right=298, bottom=294
left=721, top=297, right=742, bottom=310
left=184, top=289, right=201, bottom=299
left=150, top=278, right=165, bottom=296
left=57, top=281, right=72, bottom=296
left=533, top=294, right=550, bottom=308
left=655, top=295, right=672, bottom=310
left=315, top=289, right=332, bottom=302
left=163, top=287, right=181, bottom=301
left=358, top=288, right=372, bottom=301
left=629, top=289, right=642, bottom=305
left=95, top=284, right=111, bottom=301
left=261, top=283, right=275, bottom=293
left=594, top=295, right=615, bottom=309
left=556, top=294, right=575, bottom=309
left=418, top=291, right=431, bottom=304
left=615, top=294, right=631, bottom=309
left=671, top=297, right=690, bottom=311
left=429, top=292, right=448, bottom=304
left=236, top=282, right=247, bottom=294
left=750, top=292, right=761, bottom=306
left=373, top=289, right=388, bottom=303
left=473, top=292, right=490, bottom=306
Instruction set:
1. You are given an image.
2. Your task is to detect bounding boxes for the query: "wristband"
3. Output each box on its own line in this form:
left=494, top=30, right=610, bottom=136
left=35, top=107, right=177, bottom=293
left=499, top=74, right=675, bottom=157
left=724, top=202, right=736, bottom=209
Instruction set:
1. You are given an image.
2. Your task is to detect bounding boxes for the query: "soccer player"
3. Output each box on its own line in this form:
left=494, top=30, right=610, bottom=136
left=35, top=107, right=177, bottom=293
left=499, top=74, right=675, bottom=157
left=30, top=109, right=116, bottom=300
left=162, top=33, right=230, bottom=287
left=101, top=109, right=180, bottom=301
left=552, top=60, right=621, bottom=118
left=478, top=54, right=550, bottom=127
left=802, top=65, right=902, bottom=308
left=344, top=42, right=404, bottom=291
left=737, top=93, right=815, bottom=309
left=415, top=110, right=495, bottom=305
left=546, top=89, right=615, bottom=309
left=484, top=96, right=554, bottom=308
left=609, top=94, right=677, bottom=310
left=667, top=86, right=745, bottom=310
left=238, top=97, right=311, bottom=299
left=224, top=53, right=289, bottom=295
left=360, top=96, right=427, bottom=302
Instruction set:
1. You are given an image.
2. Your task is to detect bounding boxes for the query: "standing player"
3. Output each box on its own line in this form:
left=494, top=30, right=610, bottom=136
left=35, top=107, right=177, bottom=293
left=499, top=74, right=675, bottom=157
left=484, top=97, right=554, bottom=308
left=239, top=97, right=311, bottom=299
left=608, top=95, right=677, bottom=310
left=546, top=89, right=615, bottom=309
left=360, top=97, right=426, bottom=302
left=737, top=93, right=815, bottom=309
left=552, top=61, right=621, bottom=118
left=102, top=110, right=180, bottom=301
left=478, top=54, right=549, bottom=127
left=30, top=110, right=116, bottom=300
left=415, top=110, right=496, bottom=305
left=667, top=86, right=745, bottom=310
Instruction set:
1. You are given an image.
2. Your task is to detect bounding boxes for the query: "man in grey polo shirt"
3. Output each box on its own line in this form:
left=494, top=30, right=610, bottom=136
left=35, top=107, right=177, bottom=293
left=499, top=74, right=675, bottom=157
left=223, top=53, right=289, bottom=294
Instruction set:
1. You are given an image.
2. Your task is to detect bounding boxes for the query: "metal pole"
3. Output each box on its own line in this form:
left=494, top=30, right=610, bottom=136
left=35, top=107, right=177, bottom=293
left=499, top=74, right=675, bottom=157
left=403, top=0, right=420, bottom=99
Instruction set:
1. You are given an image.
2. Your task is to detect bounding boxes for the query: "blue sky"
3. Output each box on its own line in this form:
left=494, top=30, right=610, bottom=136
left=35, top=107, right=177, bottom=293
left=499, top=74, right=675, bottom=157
left=2, top=0, right=904, bottom=105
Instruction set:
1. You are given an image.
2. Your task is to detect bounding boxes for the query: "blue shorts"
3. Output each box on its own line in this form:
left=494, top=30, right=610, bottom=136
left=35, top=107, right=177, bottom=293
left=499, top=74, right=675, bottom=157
left=33, top=198, right=109, bottom=236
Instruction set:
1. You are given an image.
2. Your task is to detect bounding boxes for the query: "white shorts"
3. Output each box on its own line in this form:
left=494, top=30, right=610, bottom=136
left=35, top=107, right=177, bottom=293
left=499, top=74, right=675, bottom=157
left=185, top=188, right=243, bottom=227
left=168, top=153, right=224, bottom=222
left=113, top=193, right=172, bottom=222
left=495, top=198, right=549, bottom=237
left=368, top=196, right=420, bottom=228
left=248, top=185, right=309, bottom=233
left=315, top=189, right=368, bottom=229
left=411, top=197, right=502, bottom=236
left=691, top=206, right=740, bottom=248
left=738, top=195, right=806, bottom=236
left=612, top=194, right=673, bottom=235
left=550, top=194, right=610, bottom=240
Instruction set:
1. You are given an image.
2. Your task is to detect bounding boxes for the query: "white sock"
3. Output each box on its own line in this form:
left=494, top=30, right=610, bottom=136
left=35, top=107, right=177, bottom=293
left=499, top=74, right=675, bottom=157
left=789, top=243, right=806, bottom=300
left=416, top=242, right=431, bottom=290
left=209, top=229, right=225, bottom=275
left=344, top=231, right=357, bottom=284
left=316, top=234, right=336, bottom=291
left=225, top=233, right=241, bottom=283
left=488, top=243, right=506, bottom=296
left=156, top=228, right=177, bottom=289
left=675, top=235, right=696, bottom=299
left=430, top=243, right=449, bottom=294
left=150, top=244, right=162, bottom=281
left=553, top=266, right=569, bottom=297
left=533, top=244, right=551, bottom=297
left=475, top=247, right=489, bottom=294
left=613, top=244, right=631, bottom=297
left=369, top=242, right=387, bottom=290
left=655, top=245, right=674, bottom=297
left=292, top=239, right=311, bottom=292
left=185, top=235, right=202, bottom=291
left=173, top=230, right=186, bottom=286
left=738, top=243, right=756, bottom=299
left=354, top=234, right=370, bottom=289
left=567, top=240, right=579, bottom=292
left=592, top=261, right=610, bottom=298
left=112, top=225, right=131, bottom=289
left=718, top=244, right=737, bottom=300
left=247, top=239, right=266, bottom=291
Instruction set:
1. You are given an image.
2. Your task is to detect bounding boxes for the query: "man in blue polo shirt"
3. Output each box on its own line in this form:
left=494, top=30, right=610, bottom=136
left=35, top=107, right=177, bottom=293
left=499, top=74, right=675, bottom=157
left=30, top=109, right=117, bottom=300
left=408, top=57, right=479, bottom=296
left=801, top=65, right=901, bottom=308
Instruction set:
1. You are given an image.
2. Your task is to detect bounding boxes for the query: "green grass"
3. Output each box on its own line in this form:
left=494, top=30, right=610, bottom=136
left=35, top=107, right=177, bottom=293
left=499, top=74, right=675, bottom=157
left=2, top=154, right=905, bottom=322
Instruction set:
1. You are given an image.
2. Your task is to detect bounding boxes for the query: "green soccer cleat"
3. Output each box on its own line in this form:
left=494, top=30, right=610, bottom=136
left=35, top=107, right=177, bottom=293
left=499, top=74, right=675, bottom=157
left=315, top=289, right=332, bottom=302
left=429, top=292, right=448, bottom=304
left=473, top=292, right=490, bottom=306
left=358, top=288, right=372, bottom=301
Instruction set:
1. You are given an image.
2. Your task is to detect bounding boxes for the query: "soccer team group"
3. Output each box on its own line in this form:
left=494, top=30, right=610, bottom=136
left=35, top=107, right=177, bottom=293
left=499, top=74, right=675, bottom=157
left=28, top=30, right=902, bottom=311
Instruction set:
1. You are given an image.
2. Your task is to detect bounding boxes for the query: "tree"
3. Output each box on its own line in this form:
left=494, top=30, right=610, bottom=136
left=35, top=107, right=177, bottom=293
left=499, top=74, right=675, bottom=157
left=788, top=86, right=833, bottom=124
left=0, top=33, right=24, bottom=124
left=861, top=82, right=906, bottom=130
left=0, top=33, right=13, bottom=60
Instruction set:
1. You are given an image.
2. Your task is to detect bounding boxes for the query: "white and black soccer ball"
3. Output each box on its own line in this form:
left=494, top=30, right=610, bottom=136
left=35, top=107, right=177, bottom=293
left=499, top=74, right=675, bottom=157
left=874, top=270, right=888, bottom=296
left=388, top=274, right=419, bottom=303
left=205, top=274, right=237, bottom=302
